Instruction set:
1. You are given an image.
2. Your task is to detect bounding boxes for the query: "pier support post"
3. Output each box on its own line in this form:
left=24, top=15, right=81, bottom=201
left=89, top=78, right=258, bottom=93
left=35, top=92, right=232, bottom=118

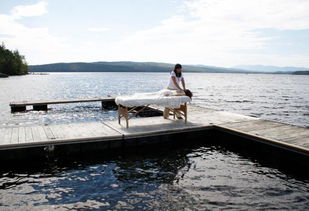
left=11, top=106, right=26, bottom=112
left=33, top=104, right=48, bottom=111
left=101, top=100, right=117, bottom=110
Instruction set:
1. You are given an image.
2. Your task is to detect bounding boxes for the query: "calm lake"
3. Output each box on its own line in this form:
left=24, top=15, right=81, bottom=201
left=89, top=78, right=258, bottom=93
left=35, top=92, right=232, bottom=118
left=0, top=72, right=308, bottom=127
left=0, top=72, right=308, bottom=210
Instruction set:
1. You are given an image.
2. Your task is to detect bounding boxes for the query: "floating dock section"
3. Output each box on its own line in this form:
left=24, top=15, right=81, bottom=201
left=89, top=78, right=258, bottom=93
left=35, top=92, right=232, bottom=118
left=9, top=97, right=116, bottom=112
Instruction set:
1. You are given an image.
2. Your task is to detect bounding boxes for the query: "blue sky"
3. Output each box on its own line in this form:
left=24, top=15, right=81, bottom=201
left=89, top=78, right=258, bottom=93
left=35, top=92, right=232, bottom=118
left=1, top=0, right=309, bottom=68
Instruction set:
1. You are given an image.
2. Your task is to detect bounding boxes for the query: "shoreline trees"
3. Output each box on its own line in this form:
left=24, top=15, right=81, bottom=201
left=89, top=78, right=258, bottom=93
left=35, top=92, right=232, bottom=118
left=0, top=43, right=28, bottom=76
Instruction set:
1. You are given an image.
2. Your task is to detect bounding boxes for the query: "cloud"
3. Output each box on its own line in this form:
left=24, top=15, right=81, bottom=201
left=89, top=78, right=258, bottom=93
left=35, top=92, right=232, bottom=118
left=184, top=0, right=309, bottom=30
left=88, top=27, right=110, bottom=32
left=110, top=0, right=309, bottom=67
left=11, top=1, right=48, bottom=19
left=0, top=1, right=68, bottom=64
left=1, top=0, right=309, bottom=67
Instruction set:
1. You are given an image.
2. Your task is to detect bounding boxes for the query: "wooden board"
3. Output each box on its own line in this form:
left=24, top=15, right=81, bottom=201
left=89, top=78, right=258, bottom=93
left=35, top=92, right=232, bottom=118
left=25, top=127, right=34, bottom=142
left=31, top=126, right=48, bottom=142
left=18, top=127, right=26, bottom=143
left=47, top=122, right=122, bottom=140
left=43, top=126, right=56, bottom=140
left=11, top=127, right=19, bottom=144
left=105, top=116, right=207, bottom=137
left=190, top=111, right=257, bottom=126
left=218, top=119, right=286, bottom=132
left=1, top=127, right=12, bottom=145
left=249, top=125, right=309, bottom=140
left=10, top=97, right=115, bottom=106
left=0, top=128, right=12, bottom=145
left=0, top=105, right=308, bottom=156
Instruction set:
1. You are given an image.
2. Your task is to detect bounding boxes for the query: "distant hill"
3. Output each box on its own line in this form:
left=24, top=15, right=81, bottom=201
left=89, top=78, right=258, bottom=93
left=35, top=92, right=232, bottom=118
left=29, top=61, right=255, bottom=73
left=29, top=62, right=309, bottom=74
left=234, top=65, right=308, bottom=73
left=292, top=71, right=309, bottom=75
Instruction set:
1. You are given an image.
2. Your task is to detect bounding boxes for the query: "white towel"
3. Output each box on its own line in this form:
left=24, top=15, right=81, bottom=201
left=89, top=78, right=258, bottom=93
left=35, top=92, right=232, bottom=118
left=115, top=89, right=191, bottom=108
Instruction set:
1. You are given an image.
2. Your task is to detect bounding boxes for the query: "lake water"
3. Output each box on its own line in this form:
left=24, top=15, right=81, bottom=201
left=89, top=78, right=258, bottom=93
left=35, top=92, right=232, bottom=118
left=0, top=72, right=309, bottom=210
left=0, top=72, right=308, bottom=127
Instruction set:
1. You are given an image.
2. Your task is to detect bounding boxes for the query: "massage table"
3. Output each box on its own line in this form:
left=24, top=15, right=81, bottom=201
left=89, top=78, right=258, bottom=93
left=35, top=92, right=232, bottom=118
left=115, top=90, right=191, bottom=128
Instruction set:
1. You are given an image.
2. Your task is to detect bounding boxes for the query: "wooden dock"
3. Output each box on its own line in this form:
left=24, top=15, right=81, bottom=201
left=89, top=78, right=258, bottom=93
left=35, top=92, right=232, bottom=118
left=0, top=104, right=308, bottom=163
left=9, top=97, right=116, bottom=112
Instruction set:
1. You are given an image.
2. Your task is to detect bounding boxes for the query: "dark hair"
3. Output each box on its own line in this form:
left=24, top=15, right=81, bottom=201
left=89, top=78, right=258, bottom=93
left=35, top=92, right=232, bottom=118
left=184, top=89, right=193, bottom=99
left=173, top=63, right=182, bottom=78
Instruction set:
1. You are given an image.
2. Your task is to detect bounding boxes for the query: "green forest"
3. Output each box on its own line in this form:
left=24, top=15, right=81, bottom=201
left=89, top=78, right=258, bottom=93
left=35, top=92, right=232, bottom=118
left=0, top=43, right=28, bottom=77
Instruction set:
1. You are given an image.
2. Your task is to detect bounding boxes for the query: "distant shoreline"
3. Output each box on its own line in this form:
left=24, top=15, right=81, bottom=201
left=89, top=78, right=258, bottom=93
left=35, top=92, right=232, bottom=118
left=28, top=71, right=309, bottom=75
left=28, top=61, right=309, bottom=75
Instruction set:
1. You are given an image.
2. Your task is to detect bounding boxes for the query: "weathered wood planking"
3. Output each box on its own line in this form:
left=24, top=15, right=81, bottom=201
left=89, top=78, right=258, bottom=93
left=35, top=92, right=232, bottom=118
left=46, top=122, right=121, bottom=140
left=189, top=110, right=257, bottom=126
left=0, top=128, right=11, bottom=145
left=31, top=126, right=48, bottom=142
left=25, top=127, right=33, bottom=142
left=105, top=116, right=206, bottom=137
left=0, top=105, right=308, bottom=156
left=10, top=97, right=115, bottom=106
left=284, top=135, right=309, bottom=148
left=18, top=127, right=26, bottom=143
left=218, top=119, right=284, bottom=132
left=43, top=126, right=56, bottom=140
left=11, top=128, right=19, bottom=144
left=2, top=127, right=12, bottom=145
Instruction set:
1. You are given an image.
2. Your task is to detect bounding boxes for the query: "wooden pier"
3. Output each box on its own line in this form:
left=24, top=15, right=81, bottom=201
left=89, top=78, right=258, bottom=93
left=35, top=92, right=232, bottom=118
left=0, top=102, right=308, bottom=164
left=9, top=97, right=116, bottom=112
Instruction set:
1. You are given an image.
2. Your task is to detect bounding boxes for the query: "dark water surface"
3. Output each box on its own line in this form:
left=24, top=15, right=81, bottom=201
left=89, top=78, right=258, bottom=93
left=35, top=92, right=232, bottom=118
left=0, top=143, right=308, bottom=210
left=0, top=72, right=309, bottom=210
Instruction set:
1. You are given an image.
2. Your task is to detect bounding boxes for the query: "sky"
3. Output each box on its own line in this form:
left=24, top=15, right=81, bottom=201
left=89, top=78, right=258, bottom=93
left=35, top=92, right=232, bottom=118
left=0, top=0, right=309, bottom=68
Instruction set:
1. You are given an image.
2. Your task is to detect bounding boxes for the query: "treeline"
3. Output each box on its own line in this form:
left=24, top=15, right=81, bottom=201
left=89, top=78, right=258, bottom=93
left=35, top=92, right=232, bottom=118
left=29, top=61, right=251, bottom=73
left=292, top=71, right=309, bottom=75
left=0, top=43, right=28, bottom=76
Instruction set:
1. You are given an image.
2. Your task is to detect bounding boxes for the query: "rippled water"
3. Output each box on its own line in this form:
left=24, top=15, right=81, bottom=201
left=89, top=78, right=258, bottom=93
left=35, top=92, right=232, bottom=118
left=0, top=72, right=308, bottom=127
left=0, top=72, right=309, bottom=210
left=1, top=143, right=308, bottom=210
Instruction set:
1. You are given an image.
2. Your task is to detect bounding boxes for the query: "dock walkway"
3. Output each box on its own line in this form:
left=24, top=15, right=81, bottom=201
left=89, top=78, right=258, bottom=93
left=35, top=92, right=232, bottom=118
left=0, top=105, right=308, bottom=158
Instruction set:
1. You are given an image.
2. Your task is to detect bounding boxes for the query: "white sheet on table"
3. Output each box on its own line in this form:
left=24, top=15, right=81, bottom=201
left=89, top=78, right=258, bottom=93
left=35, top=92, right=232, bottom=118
left=115, top=89, right=191, bottom=108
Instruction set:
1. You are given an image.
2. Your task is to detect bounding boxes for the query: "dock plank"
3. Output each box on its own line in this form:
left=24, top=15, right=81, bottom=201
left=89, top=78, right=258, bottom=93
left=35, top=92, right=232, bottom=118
left=54, top=123, right=94, bottom=138
left=31, top=126, right=48, bottom=142
left=43, top=126, right=56, bottom=140
left=190, top=111, right=257, bottom=125
left=250, top=125, right=308, bottom=140
left=0, top=128, right=9, bottom=144
left=218, top=119, right=284, bottom=131
left=0, top=128, right=5, bottom=142
left=283, top=135, right=309, bottom=147
left=25, top=127, right=33, bottom=142
left=18, top=127, right=26, bottom=143
left=11, top=128, right=19, bottom=144
left=47, top=124, right=67, bottom=139
left=1, top=127, right=12, bottom=145
left=77, top=122, right=120, bottom=137
left=105, top=116, right=206, bottom=137
left=47, top=121, right=122, bottom=140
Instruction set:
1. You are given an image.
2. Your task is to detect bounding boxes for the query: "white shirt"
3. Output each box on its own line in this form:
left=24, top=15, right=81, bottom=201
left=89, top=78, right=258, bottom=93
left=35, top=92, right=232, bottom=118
left=167, top=71, right=183, bottom=90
